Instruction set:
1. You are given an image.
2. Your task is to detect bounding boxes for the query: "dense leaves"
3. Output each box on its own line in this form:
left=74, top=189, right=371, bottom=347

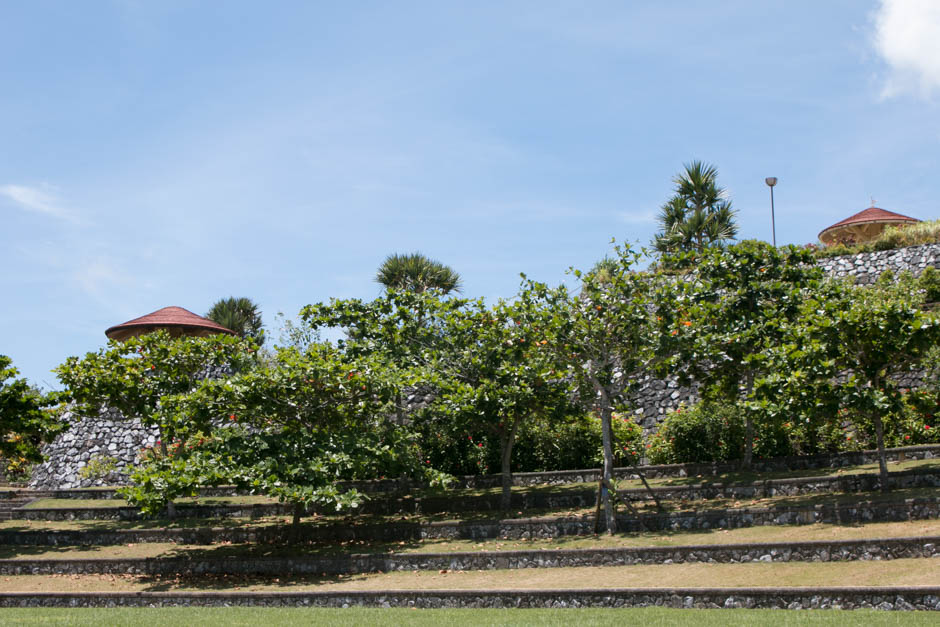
left=375, top=252, right=463, bottom=294
left=55, top=331, right=258, bottom=447
left=652, top=161, right=738, bottom=257
left=666, top=240, right=822, bottom=468
left=206, top=296, right=265, bottom=345
left=0, top=356, right=62, bottom=476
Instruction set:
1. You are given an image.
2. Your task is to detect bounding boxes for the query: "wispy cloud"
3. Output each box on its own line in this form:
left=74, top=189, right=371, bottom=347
left=872, top=0, right=940, bottom=99
left=618, top=211, right=657, bottom=225
left=0, top=184, right=76, bottom=221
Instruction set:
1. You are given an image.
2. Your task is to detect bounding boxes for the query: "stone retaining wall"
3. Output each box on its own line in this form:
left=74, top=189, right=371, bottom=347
left=2, top=497, right=938, bottom=546
left=0, top=588, right=938, bottom=610
left=0, top=536, right=936, bottom=576
left=815, top=242, right=940, bottom=285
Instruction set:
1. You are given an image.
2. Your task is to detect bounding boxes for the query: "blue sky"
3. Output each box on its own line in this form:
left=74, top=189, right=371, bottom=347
left=2, top=1, right=939, bottom=388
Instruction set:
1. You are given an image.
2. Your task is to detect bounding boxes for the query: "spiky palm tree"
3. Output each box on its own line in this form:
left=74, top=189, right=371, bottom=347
left=375, top=253, right=462, bottom=294
left=653, top=161, right=738, bottom=255
left=206, top=297, right=264, bottom=344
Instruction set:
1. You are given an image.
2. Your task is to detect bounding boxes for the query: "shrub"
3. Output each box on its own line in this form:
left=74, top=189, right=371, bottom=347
left=646, top=401, right=793, bottom=465
left=414, top=410, right=644, bottom=475
left=78, top=455, right=120, bottom=481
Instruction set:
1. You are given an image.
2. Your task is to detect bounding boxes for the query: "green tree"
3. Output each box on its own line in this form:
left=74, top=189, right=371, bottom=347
left=664, top=241, right=823, bottom=468
left=55, top=331, right=257, bottom=513
left=304, top=287, right=573, bottom=511
left=123, top=343, right=445, bottom=523
left=652, top=161, right=737, bottom=256
left=206, top=297, right=265, bottom=344
left=560, top=244, right=673, bottom=533
left=764, top=275, right=940, bottom=489
left=423, top=283, right=574, bottom=510
left=0, top=356, right=62, bottom=475
left=375, top=252, right=463, bottom=294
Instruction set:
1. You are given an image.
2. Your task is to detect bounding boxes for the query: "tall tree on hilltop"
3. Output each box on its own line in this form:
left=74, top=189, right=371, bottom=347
left=375, top=253, right=462, bottom=294
left=206, top=297, right=264, bottom=344
left=653, top=161, right=738, bottom=256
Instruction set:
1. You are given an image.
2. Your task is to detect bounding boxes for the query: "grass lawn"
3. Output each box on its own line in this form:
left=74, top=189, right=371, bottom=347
left=0, top=558, right=937, bottom=592
left=0, top=607, right=935, bottom=626
left=1, top=519, right=938, bottom=561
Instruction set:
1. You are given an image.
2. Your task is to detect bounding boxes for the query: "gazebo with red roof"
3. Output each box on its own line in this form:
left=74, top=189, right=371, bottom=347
left=818, top=206, right=919, bottom=247
left=105, top=306, right=237, bottom=341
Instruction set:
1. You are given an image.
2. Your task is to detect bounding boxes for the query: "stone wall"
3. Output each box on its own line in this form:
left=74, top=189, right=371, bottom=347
left=0, top=536, right=936, bottom=576
left=29, top=408, right=158, bottom=490
left=815, top=242, right=940, bottom=285
left=2, top=496, right=938, bottom=546
left=0, top=588, right=938, bottom=610
left=28, top=244, right=940, bottom=490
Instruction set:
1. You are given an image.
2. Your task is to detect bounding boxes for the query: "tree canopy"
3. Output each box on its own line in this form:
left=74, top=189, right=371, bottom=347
left=652, top=161, right=737, bottom=256
left=206, top=297, right=265, bottom=344
left=0, top=355, right=62, bottom=476
left=375, top=252, right=462, bottom=294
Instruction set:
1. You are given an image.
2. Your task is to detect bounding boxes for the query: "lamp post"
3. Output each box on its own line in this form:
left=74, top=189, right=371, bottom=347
left=765, top=177, right=778, bottom=247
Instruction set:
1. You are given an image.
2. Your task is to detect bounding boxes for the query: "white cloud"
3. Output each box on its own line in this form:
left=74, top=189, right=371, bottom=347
left=0, top=184, right=75, bottom=221
left=873, top=0, right=940, bottom=98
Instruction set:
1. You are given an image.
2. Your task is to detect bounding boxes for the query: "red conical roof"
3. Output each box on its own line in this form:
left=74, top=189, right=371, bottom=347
left=818, top=206, right=919, bottom=245
left=105, top=306, right=237, bottom=341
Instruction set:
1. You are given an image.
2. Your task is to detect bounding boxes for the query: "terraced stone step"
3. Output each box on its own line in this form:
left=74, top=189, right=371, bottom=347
left=0, top=587, right=938, bottom=609
left=0, top=536, right=937, bottom=576
left=11, top=467, right=940, bottom=521
left=2, top=496, right=938, bottom=546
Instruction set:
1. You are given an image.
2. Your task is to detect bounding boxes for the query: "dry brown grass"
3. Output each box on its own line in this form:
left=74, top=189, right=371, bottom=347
left=0, top=558, right=936, bottom=593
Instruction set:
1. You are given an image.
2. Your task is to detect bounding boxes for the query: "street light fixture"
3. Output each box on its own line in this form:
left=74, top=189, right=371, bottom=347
left=765, top=177, right=778, bottom=247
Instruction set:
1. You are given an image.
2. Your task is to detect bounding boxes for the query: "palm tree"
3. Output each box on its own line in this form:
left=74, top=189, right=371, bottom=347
left=375, top=253, right=463, bottom=294
left=653, top=161, right=738, bottom=255
left=206, top=297, right=264, bottom=344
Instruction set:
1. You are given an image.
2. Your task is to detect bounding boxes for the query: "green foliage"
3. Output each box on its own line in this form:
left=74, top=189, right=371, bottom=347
left=55, top=331, right=259, bottom=446
left=307, top=282, right=573, bottom=509
left=375, top=252, right=463, bottom=294
left=123, top=344, right=447, bottom=516
left=0, top=355, right=63, bottom=476
left=918, top=266, right=940, bottom=303
left=414, top=411, right=643, bottom=475
left=78, top=454, right=119, bottom=481
left=760, top=274, right=940, bottom=485
left=646, top=401, right=792, bottom=465
left=665, top=240, right=822, bottom=467
left=206, top=296, right=265, bottom=345
left=273, top=311, right=321, bottom=352
left=652, top=161, right=738, bottom=257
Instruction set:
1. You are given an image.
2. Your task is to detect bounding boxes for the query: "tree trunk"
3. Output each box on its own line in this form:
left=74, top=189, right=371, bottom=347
left=741, top=370, right=755, bottom=470
left=499, top=417, right=521, bottom=511
left=599, top=405, right=617, bottom=534
left=874, top=413, right=890, bottom=492
left=742, top=415, right=754, bottom=469
left=159, top=438, right=175, bottom=519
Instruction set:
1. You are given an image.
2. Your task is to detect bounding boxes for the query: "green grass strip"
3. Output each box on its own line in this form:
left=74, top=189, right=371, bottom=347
left=0, top=607, right=933, bottom=626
